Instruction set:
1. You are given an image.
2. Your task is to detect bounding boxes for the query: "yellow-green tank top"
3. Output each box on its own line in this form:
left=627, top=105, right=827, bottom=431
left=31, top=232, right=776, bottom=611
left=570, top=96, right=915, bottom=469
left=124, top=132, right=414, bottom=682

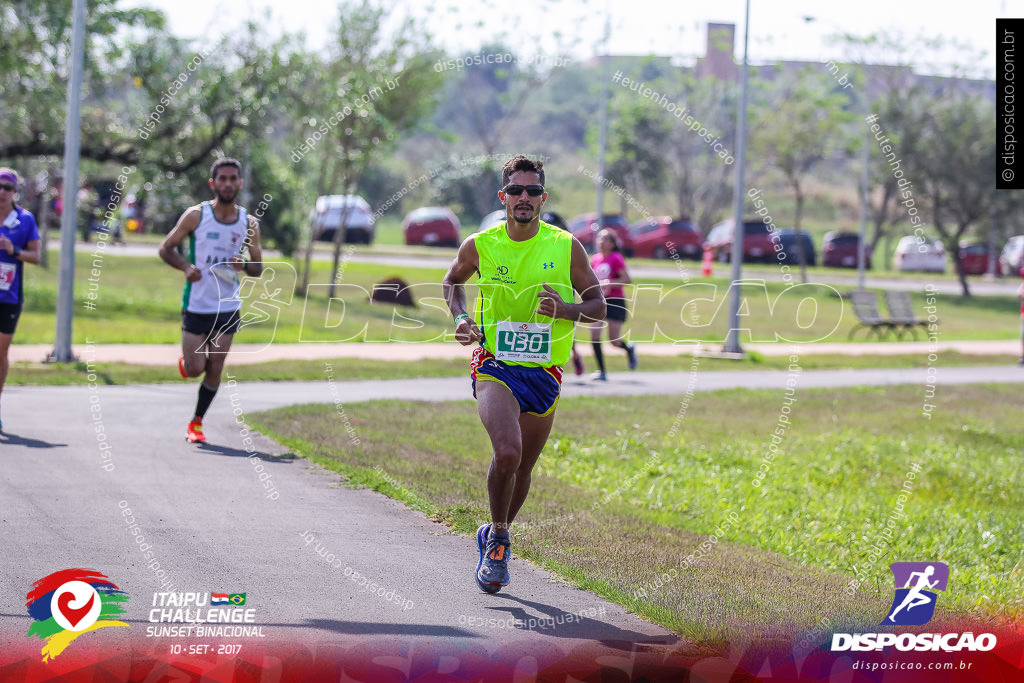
left=473, top=221, right=574, bottom=367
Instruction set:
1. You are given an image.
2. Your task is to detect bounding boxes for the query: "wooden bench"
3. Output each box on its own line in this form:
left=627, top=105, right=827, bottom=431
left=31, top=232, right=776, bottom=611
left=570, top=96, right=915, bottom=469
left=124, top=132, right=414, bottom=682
left=884, top=291, right=931, bottom=341
left=847, top=290, right=895, bottom=340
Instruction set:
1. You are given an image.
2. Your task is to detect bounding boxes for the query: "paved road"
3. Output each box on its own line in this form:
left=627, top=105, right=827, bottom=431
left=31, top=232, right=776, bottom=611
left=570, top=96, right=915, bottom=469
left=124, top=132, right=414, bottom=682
left=3, top=365, right=1022, bottom=677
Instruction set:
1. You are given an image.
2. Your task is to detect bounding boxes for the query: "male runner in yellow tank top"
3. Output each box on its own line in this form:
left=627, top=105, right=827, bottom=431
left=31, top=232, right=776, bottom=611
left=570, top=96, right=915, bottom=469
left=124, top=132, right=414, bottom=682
left=443, top=155, right=605, bottom=593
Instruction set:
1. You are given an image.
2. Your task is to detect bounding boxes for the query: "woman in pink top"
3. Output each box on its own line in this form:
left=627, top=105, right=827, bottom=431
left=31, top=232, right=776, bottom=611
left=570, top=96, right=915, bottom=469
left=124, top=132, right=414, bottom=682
left=588, top=229, right=637, bottom=380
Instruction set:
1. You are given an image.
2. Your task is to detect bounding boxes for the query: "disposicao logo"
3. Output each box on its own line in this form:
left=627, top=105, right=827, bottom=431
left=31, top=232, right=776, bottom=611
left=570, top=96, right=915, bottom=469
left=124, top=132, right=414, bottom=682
left=831, top=561, right=997, bottom=653
left=884, top=561, right=948, bottom=626
left=25, top=569, right=130, bottom=661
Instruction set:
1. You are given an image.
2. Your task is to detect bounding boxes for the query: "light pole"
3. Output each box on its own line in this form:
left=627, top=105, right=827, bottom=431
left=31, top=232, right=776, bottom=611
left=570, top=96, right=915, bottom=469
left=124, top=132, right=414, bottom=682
left=594, top=10, right=611, bottom=247
left=722, top=0, right=752, bottom=356
left=50, top=0, right=86, bottom=363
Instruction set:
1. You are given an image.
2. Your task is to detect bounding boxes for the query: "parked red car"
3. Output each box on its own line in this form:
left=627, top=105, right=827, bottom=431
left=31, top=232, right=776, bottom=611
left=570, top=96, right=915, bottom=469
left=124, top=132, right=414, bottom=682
left=630, top=216, right=702, bottom=259
left=567, top=213, right=634, bottom=256
left=704, top=219, right=775, bottom=263
left=958, top=242, right=1002, bottom=276
left=822, top=231, right=873, bottom=269
left=402, top=207, right=461, bottom=247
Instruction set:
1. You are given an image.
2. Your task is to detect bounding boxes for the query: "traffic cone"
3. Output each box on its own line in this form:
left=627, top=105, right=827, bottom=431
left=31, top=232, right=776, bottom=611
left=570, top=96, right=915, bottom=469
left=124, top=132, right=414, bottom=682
left=701, top=246, right=713, bottom=277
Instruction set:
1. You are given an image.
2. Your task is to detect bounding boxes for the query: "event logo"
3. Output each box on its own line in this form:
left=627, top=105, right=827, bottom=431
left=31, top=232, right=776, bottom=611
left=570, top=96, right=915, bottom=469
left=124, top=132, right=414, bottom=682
left=25, top=569, right=130, bottom=662
left=884, top=561, right=948, bottom=626
left=832, top=560, right=996, bottom=653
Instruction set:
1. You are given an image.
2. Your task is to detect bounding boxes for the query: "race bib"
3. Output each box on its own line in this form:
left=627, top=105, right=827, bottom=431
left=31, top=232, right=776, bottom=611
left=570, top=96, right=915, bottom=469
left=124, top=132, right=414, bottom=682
left=0, top=262, right=14, bottom=291
left=495, top=321, right=551, bottom=363
left=211, top=262, right=239, bottom=286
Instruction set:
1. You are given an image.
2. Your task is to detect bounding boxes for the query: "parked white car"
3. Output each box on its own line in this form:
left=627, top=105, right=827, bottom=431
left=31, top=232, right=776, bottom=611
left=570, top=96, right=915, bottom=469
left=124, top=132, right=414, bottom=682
left=893, top=236, right=946, bottom=273
left=999, top=235, right=1024, bottom=276
left=310, top=195, right=375, bottom=244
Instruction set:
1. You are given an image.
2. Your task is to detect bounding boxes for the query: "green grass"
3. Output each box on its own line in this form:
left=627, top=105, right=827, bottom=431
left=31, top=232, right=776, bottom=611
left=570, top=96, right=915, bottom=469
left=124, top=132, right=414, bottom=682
left=6, top=351, right=1017, bottom=386
left=15, top=250, right=1019, bottom=345
left=247, top=385, right=1023, bottom=643
left=4, top=357, right=471, bottom=386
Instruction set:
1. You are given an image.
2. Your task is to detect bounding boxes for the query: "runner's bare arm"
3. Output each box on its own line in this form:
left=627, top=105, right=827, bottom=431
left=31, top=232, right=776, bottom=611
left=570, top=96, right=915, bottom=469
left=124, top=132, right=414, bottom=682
left=159, top=206, right=202, bottom=282
left=14, top=238, right=41, bottom=265
left=234, top=214, right=263, bottom=277
left=536, top=238, right=605, bottom=322
left=443, top=238, right=482, bottom=344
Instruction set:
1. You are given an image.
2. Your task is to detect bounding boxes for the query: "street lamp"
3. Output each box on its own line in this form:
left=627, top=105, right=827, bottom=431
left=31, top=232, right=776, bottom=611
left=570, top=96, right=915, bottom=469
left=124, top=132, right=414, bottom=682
left=722, top=0, right=751, bottom=356
left=594, top=9, right=611, bottom=246
left=50, top=0, right=86, bottom=363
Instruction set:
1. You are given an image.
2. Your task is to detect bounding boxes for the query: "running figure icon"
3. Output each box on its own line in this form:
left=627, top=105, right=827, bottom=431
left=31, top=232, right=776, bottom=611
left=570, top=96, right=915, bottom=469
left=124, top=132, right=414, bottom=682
left=887, top=564, right=939, bottom=623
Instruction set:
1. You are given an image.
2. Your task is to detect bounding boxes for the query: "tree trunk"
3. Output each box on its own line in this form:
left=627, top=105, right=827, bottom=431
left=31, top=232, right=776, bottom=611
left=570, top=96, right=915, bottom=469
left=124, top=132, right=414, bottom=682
left=296, top=165, right=331, bottom=297
left=869, top=181, right=895, bottom=255
left=793, top=179, right=808, bottom=284
left=947, top=228, right=971, bottom=298
left=297, top=215, right=315, bottom=297
left=328, top=200, right=351, bottom=300
left=954, top=252, right=971, bottom=297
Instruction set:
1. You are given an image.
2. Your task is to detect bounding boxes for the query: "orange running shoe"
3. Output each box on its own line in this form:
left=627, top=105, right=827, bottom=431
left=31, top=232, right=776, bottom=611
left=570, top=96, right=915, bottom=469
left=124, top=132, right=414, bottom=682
left=178, top=356, right=188, bottom=378
left=186, top=418, right=206, bottom=443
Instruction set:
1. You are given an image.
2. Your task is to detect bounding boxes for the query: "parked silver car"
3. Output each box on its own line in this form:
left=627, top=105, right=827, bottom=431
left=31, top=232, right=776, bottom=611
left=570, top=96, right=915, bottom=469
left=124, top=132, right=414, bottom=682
left=310, top=195, right=375, bottom=244
left=999, top=235, right=1024, bottom=276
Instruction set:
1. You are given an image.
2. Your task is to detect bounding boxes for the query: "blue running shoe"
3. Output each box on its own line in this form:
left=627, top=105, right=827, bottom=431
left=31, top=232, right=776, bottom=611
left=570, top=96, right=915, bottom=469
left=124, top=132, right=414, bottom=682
left=475, top=524, right=500, bottom=593
left=477, top=527, right=511, bottom=592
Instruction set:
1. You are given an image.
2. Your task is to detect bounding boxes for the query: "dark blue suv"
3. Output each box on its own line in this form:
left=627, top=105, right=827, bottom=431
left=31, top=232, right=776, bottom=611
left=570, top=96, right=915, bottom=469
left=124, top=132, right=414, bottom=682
left=771, top=228, right=816, bottom=266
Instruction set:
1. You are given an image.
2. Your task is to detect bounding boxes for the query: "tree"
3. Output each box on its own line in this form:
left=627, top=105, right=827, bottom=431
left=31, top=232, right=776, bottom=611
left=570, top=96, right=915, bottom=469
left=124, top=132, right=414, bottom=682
left=594, top=67, right=736, bottom=231
left=600, top=94, right=671, bottom=217
left=837, top=30, right=992, bottom=273
left=0, top=1, right=306, bottom=249
left=431, top=42, right=566, bottom=158
left=911, top=93, right=996, bottom=297
left=664, top=74, right=736, bottom=231
left=431, top=163, right=502, bottom=226
left=857, top=69, right=932, bottom=266
left=0, top=0, right=164, bottom=164
left=749, top=67, right=854, bottom=282
left=287, top=0, right=444, bottom=296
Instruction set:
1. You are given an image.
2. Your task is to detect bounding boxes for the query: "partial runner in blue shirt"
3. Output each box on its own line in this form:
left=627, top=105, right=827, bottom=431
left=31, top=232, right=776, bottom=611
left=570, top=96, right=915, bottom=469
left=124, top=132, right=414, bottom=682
left=0, top=167, right=42, bottom=433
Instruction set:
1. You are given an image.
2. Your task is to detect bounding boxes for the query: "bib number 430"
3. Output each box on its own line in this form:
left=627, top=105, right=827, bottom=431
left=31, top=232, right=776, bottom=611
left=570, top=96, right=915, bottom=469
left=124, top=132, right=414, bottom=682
left=501, top=331, right=546, bottom=353
left=494, top=321, right=551, bottom=362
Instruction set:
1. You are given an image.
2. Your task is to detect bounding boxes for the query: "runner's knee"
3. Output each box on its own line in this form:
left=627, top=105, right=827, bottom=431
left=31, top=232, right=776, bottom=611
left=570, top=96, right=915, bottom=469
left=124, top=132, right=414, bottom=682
left=182, top=355, right=204, bottom=376
left=492, top=444, right=521, bottom=472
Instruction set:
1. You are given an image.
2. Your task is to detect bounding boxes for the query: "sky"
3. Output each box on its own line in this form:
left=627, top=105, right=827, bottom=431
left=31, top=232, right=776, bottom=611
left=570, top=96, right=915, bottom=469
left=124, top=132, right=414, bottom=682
left=127, top=0, right=1009, bottom=78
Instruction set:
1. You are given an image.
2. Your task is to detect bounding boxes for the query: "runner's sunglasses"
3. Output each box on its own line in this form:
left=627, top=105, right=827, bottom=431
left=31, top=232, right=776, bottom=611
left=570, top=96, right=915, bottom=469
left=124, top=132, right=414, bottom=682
left=502, top=184, right=544, bottom=197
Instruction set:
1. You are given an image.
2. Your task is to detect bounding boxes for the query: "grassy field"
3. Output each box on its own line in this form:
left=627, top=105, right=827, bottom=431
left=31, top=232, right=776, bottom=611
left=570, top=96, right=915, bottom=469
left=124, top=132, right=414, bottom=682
left=248, top=384, right=1023, bottom=644
left=14, top=251, right=1020, bottom=345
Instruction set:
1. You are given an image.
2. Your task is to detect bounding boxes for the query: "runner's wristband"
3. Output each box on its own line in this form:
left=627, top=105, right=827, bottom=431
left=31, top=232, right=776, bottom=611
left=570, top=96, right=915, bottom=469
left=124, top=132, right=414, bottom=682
left=454, top=313, right=470, bottom=326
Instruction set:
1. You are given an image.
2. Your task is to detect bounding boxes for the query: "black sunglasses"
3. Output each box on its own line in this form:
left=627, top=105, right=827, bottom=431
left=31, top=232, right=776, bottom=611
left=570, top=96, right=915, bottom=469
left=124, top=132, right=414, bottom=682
left=0, top=184, right=15, bottom=192
left=503, top=184, right=544, bottom=197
